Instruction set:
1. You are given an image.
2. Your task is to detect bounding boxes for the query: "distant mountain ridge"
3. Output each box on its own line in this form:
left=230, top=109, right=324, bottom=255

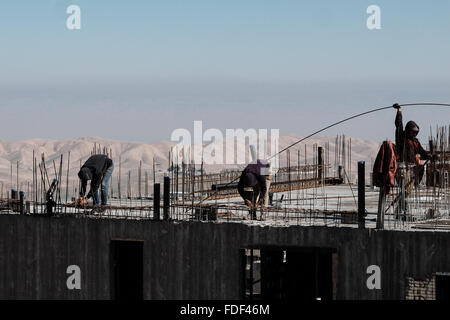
left=0, top=135, right=381, bottom=195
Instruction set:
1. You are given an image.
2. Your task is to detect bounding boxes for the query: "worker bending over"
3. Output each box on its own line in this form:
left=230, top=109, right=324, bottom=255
left=238, top=159, right=271, bottom=220
left=76, top=154, right=114, bottom=212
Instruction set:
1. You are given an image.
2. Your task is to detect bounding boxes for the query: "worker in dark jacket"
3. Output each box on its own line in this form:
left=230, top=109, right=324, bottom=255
left=393, top=104, right=438, bottom=219
left=394, top=104, right=431, bottom=165
left=238, top=159, right=270, bottom=220
left=77, top=154, right=114, bottom=210
left=394, top=104, right=436, bottom=185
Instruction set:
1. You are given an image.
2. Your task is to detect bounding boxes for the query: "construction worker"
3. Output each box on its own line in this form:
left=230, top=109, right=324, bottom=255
left=394, top=104, right=436, bottom=183
left=237, top=159, right=270, bottom=220
left=393, top=104, right=436, bottom=218
left=394, top=104, right=433, bottom=167
left=76, top=154, right=114, bottom=212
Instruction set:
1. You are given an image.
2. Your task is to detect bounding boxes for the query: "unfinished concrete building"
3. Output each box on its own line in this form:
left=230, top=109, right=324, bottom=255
left=1, top=135, right=449, bottom=300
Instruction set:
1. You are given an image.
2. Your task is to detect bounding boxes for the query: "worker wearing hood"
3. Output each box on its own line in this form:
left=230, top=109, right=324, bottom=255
left=394, top=105, right=431, bottom=164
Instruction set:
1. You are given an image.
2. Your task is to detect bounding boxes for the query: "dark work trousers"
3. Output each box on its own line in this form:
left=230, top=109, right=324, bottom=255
left=242, top=187, right=260, bottom=220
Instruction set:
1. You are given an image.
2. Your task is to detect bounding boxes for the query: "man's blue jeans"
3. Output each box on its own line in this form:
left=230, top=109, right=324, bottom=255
left=93, top=163, right=114, bottom=205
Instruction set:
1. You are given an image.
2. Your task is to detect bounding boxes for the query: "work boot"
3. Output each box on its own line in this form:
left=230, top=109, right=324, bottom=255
left=91, top=205, right=105, bottom=214
left=97, top=206, right=106, bottom=214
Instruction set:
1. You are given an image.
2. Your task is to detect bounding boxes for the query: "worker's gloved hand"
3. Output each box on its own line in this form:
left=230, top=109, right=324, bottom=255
left=76, top=197, right=88, bottom=206
left=244, top=199, right=253, bottom=208
left=392, top=103, right=401, bottom=110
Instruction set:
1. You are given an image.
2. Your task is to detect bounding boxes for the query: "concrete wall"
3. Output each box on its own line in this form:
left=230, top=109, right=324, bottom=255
left=0, top=214, right=449, bottom=299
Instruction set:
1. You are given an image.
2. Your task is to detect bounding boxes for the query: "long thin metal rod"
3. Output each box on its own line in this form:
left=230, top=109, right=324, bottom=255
left=65, top=151, right=70, bottom=214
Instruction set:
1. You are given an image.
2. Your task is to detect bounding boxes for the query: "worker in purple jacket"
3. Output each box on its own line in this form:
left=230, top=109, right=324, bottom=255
left=238, top=159, right=271, bottom=220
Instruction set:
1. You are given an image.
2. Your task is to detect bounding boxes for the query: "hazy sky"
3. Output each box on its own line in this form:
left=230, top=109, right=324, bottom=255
left=1, top=0, right=449, bottom=143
